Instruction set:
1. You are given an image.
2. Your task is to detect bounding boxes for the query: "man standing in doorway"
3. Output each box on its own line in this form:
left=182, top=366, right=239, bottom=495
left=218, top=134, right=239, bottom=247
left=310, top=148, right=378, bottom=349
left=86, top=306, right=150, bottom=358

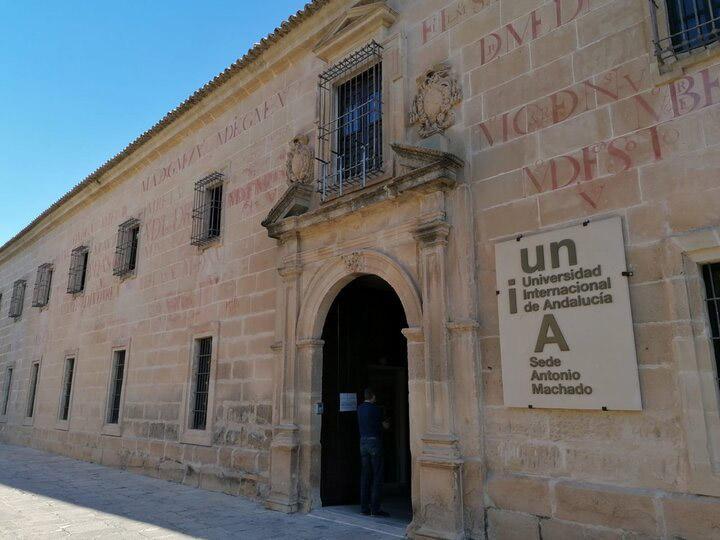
left=357, top=387, right=390, bottom=517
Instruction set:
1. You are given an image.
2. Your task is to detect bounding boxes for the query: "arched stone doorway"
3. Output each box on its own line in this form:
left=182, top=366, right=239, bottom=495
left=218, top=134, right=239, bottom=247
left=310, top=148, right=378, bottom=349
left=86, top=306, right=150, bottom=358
left=319, top=275, right=412, bottom=520
left=263, top=142, right=481, bottom=537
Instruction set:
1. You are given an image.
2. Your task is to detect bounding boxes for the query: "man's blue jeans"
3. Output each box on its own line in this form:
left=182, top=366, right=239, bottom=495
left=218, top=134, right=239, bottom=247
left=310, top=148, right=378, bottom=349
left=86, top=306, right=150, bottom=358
left=360, top=437, right=384, bottom=513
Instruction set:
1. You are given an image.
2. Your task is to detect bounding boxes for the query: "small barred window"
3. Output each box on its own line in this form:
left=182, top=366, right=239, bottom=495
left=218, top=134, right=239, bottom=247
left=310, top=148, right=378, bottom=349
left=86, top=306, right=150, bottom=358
left=1, top=367, right=12, bottom=416
left=651, top=0, right=720, bottom=66
left=32, top=263, right=53, bottom=307
left=67, top=246, right=89, bottom=294
left=26, top=362, right=40, bottom=418
left=318, top=41, right=383, bottom=199
left=9, top=280, right=26, bottom=318
left=106, top=350, right=126, bottom=425
left=190, top=337, right=213, bottom=430
left=191, top=172, right=224, bottom=246
left=702, top=263, right=720, bottom=391
left=59, top=357, right=75, bottom=421
left=113, top=219, right=140, bottom=276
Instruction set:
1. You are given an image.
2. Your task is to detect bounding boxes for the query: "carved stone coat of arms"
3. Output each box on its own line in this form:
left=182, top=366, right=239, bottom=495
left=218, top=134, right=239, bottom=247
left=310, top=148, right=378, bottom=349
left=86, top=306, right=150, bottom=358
left=285, top=135, right=314, bottom=185
left=409, top=64, right=463, bottom=138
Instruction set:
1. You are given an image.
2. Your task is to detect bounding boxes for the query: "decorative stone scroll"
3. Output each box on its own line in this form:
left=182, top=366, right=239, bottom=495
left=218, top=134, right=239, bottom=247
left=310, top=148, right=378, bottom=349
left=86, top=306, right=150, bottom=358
left=285, top=136, right=314, bottom=185
left=410, top=63, right=463, bottom=138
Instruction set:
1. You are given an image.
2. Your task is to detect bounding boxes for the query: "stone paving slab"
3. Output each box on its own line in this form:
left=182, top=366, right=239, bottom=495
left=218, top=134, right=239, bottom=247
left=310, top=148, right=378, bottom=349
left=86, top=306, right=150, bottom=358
left=0, top=443, right=398, bottom=539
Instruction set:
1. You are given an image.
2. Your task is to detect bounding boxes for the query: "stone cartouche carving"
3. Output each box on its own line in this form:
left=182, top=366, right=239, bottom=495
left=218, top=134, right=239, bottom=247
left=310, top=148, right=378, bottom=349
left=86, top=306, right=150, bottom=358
left=285, top=135, right=314, bottom=185
left=342, top=252, right=365, bottom=273
left=409, top=64, right=463, bottom=138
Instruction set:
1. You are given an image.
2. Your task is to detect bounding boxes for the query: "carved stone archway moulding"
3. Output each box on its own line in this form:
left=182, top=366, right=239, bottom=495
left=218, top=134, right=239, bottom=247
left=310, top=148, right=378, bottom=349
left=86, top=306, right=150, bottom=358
left=410, top=63, right=463, bottom=139
left=262, top=142, right=474, bottom=539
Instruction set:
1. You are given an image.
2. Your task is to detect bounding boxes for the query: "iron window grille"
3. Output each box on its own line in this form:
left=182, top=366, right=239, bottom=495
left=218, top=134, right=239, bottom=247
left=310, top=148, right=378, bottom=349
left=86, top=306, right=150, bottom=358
left=9, top=280, right=26, bottom=318
left=113, top=219, right=140, bottom=277
left=317, top=41, right=383, bottom=200
left=26, top=362, right=39, bottom=418
left=106, top=350, right=126, bottom=424
left=650, top=0, right=720, bottom=66
left=702, top=263, right=720, bottom=391
left=67, top=246, right=89, bottom=294
left=190, top=337, right=212, bottom=430
left=59, top=357, right=75, bottom=421
left=1, top=367, right=12, bottom=416
left=32, top=263, right=53, bottom=307
left=191, top=172, right=224, bottom=246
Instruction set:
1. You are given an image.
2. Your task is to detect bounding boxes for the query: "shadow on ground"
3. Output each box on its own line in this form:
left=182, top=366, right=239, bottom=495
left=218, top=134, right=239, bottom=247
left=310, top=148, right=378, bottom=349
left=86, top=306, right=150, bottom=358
left=0, top=443, right=401, bottom=539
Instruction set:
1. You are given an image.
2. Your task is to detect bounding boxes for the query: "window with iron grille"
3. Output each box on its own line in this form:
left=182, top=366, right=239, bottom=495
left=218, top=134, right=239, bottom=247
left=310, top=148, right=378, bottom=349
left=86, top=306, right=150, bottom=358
left=190, top=337, right=212, bottom=430
left=32, top=263, right=53, bottom=307
left=702, top=263, right=720, bottom=392
left=318, top=41, right=383, bottom=199
left=59, top=357, right=75, bottom=421
left=106, top=350, right=126, bottom=425
left=67, top=246, right=89, bottom=294
left=650, top=0, right=720, bottom=65
left=26, top=362, right=39, bottom=418
left=191, top=172, right=224, bottom=246
left=1, top=367, right=12, bottom=416
left=9, top=280, right=26, bottom=318
left=113, top=219, right=140, bottom=277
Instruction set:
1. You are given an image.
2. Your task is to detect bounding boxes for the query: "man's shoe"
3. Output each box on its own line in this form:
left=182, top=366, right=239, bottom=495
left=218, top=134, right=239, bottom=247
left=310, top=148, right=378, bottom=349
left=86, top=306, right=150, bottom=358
left=361, top=509, right=371, bottom=516
left=372, top=510, right=390, bottom=517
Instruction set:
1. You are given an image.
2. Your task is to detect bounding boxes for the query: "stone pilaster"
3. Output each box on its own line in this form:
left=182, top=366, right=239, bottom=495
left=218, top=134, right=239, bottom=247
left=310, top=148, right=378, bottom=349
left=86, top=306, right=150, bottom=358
left=411, top=218, right=465, bottom=540
left=267, top=234, right=303, bottom=513
left=295, top=338, right=325, bottom=510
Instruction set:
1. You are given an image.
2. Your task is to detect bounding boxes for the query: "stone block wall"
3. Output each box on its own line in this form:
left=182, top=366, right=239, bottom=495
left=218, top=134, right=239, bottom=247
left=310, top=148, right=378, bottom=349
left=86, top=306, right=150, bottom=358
left=0, top=0, right=720, bottom=537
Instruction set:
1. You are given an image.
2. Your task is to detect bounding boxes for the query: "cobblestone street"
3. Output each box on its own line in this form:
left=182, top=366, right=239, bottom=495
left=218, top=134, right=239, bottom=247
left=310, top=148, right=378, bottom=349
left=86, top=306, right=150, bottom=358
left=0, top=443, right=403, bottom=539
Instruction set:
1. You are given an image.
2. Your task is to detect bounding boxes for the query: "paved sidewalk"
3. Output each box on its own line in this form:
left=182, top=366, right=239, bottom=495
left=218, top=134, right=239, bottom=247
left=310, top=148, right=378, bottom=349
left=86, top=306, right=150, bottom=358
left=0, top=443, right=402, bottom=539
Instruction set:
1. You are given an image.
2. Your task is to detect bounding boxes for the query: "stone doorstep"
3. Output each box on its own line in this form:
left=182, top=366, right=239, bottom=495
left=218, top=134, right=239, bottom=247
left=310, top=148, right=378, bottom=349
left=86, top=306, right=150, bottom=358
left=308, top=506, right=408, bottom=538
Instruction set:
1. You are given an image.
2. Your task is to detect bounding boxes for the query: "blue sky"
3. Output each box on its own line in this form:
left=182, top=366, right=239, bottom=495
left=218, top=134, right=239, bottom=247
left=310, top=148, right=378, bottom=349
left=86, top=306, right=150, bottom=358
left=0, top=0, right=309, bottom=245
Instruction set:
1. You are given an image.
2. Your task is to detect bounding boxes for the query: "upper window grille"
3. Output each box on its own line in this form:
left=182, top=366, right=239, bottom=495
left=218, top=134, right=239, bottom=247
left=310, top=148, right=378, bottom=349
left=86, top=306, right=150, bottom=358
left=650, top=0, right=720, bottom=66
left=26, top=362, right=39, bottom=418
left=32, top=263, right=53, bottom=307
left=318, top=41, right=383, bottom=200
left=191, top=172, right=224, bottom=246
left=106, top=350, right=126, bottom=425
left=113, top=219, right=140, bottom=277
left=190, top=337, right=212, bottom=430
left=702, top=263, right=720, bottom=391
left=9, top=280, right=26, bottom=318
left=59, top=357, right=75, bottom=421
left=2, top=367, right=12, bottom=416
left=67, top=246, right=89, bottom=294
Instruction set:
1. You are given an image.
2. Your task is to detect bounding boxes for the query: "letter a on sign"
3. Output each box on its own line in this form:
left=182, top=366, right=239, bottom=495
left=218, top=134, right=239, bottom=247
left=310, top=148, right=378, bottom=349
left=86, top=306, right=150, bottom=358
left=534, top=314, right=570, bottom=352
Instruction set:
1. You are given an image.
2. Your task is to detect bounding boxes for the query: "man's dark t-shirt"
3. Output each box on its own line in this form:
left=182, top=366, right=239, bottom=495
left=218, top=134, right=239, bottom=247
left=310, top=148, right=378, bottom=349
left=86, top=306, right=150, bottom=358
left=357, top=401, right=383, bottom=439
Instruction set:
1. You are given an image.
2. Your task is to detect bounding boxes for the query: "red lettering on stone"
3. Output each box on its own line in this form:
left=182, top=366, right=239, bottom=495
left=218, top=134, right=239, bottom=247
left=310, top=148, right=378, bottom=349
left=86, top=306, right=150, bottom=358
left=480, top=33, right=502, bottom=65
left=669, top=75, right=702, bottom=117
left=506, top=9, right=542, bottom=48
left=701, top=68, right=720, bottom=107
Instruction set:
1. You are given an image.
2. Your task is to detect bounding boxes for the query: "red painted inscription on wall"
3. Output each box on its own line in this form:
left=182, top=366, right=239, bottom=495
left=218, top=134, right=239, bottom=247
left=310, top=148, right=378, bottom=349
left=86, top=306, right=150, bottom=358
left=141, top=91, right=286, bottom=193
left=421, top=0, right=498, bottom=44
left=466, top=0, right=592, bottom=64
left=474, top=62, right=720, bottom=207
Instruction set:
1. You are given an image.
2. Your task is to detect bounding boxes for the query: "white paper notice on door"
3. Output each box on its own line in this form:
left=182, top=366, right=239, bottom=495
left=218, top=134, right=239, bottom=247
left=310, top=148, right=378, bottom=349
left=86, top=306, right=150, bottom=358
left=339, top=393, right=357, bottom=412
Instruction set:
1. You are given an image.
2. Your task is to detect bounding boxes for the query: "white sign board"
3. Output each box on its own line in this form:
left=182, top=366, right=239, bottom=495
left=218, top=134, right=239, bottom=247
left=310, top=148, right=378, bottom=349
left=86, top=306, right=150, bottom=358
left=339, top=393, right=357, bottom=412
left=495, top=217, right=641, bottom=410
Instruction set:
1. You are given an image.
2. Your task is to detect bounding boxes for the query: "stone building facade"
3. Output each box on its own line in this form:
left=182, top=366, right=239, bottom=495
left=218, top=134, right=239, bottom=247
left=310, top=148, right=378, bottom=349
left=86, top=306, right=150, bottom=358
left=1, top=0, right=720, bottom=538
